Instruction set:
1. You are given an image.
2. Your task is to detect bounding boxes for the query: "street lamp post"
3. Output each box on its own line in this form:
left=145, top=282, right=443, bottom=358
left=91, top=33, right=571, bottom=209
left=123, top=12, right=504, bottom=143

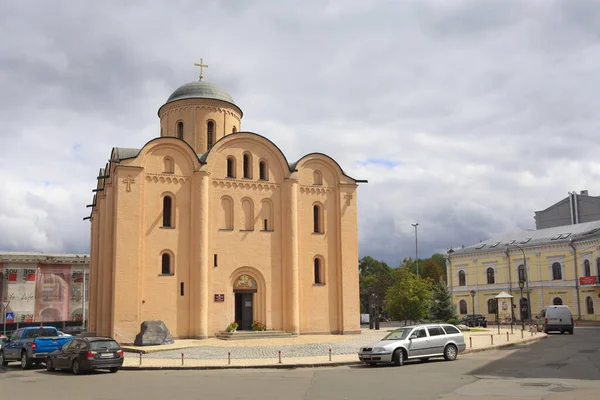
left=518, top=280, right=525, bottom=331
left=412, top=223, right=419, bottom=277
left=508, top=244, right=532, bottom=324
left=470, top=290, right=476, bottom=327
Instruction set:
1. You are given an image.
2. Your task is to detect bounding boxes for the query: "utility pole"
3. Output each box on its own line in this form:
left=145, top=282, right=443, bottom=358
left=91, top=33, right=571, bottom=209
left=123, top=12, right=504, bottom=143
left=412, top=223, right=419, bottom=276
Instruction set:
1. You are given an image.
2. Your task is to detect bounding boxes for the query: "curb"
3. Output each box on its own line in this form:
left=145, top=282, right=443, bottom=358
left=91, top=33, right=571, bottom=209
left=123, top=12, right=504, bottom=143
left=463, top=334, right=547, bottom=355
left=121, top=360, right=361, bottom=371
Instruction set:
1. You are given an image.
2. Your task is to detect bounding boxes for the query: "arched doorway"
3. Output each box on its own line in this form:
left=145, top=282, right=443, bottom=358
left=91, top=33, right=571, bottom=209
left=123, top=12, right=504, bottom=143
left=519, top=297, right=529, bottom=321
left=553, top=297, right=563, bottom=306
left=233, top=274, right=258, bottom=331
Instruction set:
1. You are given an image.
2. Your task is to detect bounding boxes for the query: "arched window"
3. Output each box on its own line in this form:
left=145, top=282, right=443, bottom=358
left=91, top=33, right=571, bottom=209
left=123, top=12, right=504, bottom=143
left=584, top=259, right=591, bottom=277
left=242, top=198, right=254, bottom=231
left=458, top=270, right=466, bottom=286
left=487, top=298, right=497, bottom=314
left=162, top=196, right=173, bottom=227
left=161, top=253, right=172, bottom=275
left=553, top=297, right=563, bottom=305
left=586, top=296, right=594, bottom=314
left=177, top=121, right=184, bottom=140
left=163, top=157, right=174, bottom=174
left=486, top=267, right=495, bottom=284
left=313, top=170, right=322, bottom=185
left=226, top=157, right=236, bottom=178
left=259, top=160, right=268, bottom=180
left=314, top=258, right=323, bottom=284
left=260, top=199, right=273, bottom=231
left=207, top=121, right=214, bottom=150
left=220, top=196, right=233, bottom=230
left=552, top=262, right=562, bottom=280
left=243, top=153, right=252, bottom=178
left=459, top=300, right=468, bottom=314
left=313, top=204, right=323, bottom=233
left=232, top=126, right=237, bottom=133
left=518, top=265, right=526, bottom=283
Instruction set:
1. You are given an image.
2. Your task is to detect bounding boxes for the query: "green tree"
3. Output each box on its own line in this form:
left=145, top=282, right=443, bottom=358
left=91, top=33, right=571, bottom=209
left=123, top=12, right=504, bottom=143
left=384, top=268, right=432, bottom=323
left=398, top=254, right=447, bottom=281
left=359, top=256, right=394, bottom=312
left=429, top=279, right=458, bottom=323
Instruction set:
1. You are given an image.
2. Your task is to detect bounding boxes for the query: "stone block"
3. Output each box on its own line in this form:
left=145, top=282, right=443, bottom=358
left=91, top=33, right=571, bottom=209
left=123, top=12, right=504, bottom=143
left=134, top=320, right=175, bottom=346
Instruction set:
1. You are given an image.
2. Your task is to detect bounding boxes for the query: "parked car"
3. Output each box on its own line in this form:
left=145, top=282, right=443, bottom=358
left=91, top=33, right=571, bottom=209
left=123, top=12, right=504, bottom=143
left=358, top=324, right=467, bottom=366
left=0, top=326, right=72, bottom=369
left=45, top=336, right=124, bottom=374
left=459, top=314, right=488, bottom=327
left=535, top=305, right=574, bottom=334
left=63, top=326, right=87, bottom=336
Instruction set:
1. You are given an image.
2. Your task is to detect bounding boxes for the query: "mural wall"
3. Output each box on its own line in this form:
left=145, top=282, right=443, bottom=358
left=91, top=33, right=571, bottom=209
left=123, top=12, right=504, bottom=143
left=0, top=263, right=89, bottom=323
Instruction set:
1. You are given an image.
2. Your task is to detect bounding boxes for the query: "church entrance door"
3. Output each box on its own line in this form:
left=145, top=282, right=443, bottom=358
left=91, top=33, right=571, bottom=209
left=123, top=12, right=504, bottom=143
left=235, top=293, right=253, bottom=331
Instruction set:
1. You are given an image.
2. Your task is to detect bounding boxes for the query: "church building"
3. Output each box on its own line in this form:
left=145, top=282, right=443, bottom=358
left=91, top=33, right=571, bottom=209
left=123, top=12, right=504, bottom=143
left=86, top=62, right=366, bottom=342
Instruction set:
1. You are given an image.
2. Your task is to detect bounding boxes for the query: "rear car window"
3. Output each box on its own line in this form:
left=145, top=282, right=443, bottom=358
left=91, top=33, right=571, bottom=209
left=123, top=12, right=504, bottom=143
left=90, top=340, right=121, bottom=351
left=24, top=328, right=57, bottom=338
left=442, top=325, right=460, bottom=334
left=427, top=327, right=444, bottom=336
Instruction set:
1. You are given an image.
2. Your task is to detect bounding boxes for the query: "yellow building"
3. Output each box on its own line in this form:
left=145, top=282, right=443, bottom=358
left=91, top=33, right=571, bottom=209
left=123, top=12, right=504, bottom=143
left=85, top=65, right=365, bottom=342
left=447, top=221, right=600, bottom=322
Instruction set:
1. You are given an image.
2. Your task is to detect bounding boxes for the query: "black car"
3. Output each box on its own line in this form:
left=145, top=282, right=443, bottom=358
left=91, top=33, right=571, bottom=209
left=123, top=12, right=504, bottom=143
left=63, top=326, right=88, bottom=336
left=460, top=314, right=488, bottom=327
left=45, top=337, right=124, bottom=374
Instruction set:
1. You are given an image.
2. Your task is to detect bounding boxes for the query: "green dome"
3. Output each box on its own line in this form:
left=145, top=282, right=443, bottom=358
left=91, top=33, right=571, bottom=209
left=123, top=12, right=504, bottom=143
left=165, top=80, right=236, bottom=106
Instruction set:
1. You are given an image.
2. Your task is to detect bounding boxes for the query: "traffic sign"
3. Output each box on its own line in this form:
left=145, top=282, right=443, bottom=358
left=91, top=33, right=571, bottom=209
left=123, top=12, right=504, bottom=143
left=5, top=312, right=14, bottom=321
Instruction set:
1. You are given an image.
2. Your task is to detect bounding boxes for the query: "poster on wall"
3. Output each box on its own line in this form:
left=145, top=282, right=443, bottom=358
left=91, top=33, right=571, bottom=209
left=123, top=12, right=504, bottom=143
left=34, top=265, right=70, bottom=322
left=3, top=264, right=37, bottom=322
left=69, top=267, right=88, bottom=321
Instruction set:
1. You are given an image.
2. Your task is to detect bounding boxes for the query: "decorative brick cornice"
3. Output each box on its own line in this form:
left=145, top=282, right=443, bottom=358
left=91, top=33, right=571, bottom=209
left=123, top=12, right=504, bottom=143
left=145, top=174, right=189, bottom=184
left=160, top=100, right=242, bottom=120
left=299, top=186, right=335, bottom=195
left=212, top=179, right=279, bottom=191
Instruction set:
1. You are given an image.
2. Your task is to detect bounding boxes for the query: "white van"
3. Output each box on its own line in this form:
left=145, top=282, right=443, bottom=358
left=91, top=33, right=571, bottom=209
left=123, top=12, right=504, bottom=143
left=536, top=305, right=574, bottom=334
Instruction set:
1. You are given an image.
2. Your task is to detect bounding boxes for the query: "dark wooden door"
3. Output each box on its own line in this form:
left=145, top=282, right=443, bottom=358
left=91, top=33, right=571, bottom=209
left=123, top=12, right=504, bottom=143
left=235, top=292, right=254, bottom=330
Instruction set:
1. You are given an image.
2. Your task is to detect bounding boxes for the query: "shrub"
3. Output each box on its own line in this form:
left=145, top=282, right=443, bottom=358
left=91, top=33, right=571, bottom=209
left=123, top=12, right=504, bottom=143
left=226, top=321, right=238, bottom=332
left=251, top=321, right=266, bottom=331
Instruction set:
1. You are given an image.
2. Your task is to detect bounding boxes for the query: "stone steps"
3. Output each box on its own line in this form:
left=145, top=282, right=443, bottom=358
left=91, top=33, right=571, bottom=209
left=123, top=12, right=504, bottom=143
left=215, top=330, right=293, bottom=340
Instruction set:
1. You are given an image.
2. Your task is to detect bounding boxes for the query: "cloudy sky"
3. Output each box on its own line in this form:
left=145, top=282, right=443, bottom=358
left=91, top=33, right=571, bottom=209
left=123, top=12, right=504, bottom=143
left=1, top=0, right=600, bottom=266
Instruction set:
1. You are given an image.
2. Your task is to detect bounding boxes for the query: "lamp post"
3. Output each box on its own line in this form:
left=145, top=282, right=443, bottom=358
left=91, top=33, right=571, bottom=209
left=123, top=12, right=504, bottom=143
left=507, top=244, right=532, bottom=324
left=411, top=223, right=419, bottom=277
left=518, top=280, right=525, bottom=331
left=470, top=290, right=476, bottom=326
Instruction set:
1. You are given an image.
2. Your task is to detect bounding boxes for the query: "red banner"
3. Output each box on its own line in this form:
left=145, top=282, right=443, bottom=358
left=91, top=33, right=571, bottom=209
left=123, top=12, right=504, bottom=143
left=580, top=276, right=598, bottom=285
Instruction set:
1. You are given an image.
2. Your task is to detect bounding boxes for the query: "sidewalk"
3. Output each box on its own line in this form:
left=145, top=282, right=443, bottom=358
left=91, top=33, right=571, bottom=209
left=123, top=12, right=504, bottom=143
left=120, top=327, right=547, bottom=370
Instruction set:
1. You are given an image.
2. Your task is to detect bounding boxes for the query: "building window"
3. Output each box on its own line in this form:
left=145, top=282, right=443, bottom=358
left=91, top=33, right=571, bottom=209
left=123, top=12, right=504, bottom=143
left=487, top=298, right=497, bottom=314
left=553, top=297, right=563, bottom=306
left=314, top=258, right=323, bottom=284
left=180, top=282, right=184, bottom=296
left=586, top=296, right=594, bottom=314
left=177, top=121, right=183, bottom=140
left=226, top=157, right=236, bottom=178
left=164, top=157, right=174, bottom=174
left=161, top=253, right=172, bottom=275
left=214, top=254, right=218, bottom=267
left=313, top=204, right=323, bottom=233
left=458, top=270, right=466, bottom=286
left=260, top=199, right=273, bottom=231
left=243, top=153, right=252, bottom=178
left=220, top=196, right=233, bottom=230
left=486, top=267, right=495, bottom=284
left=584, top=259, right=591, bottom=277
left=242, top=198, right=254, bottom=231
left=162, top=196, right=173, bottom=227
left=552, top=262, right=562, bottom=280
left=518, top=265, right=526, bottom=282
left=313, top=170, right=322, bottom=185
left=207, top=121, right=214, bottom=150
left=259, top=160, right=268, bottom=180
left=459, top=300, right=467, bottom=314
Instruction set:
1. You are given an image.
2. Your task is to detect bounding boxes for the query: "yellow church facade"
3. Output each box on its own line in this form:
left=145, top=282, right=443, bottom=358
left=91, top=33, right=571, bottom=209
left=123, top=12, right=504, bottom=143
left=85, top=66, right=365, bottom=342
left=447, top=221, right=600, bottom=323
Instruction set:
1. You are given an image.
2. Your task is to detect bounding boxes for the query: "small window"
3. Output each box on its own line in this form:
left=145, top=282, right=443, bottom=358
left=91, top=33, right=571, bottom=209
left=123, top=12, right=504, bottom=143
left=313, top=205, right=322, bottom=233
left=177, top=121, right=184, bottom=140
left=313, top=170, right=322, bottom=185
left=476, top=243, right=486, bottom=249
left=521, top=238, right=531, bottom=244
left=207, top=121, right=214, bottom=150
left=214, top=254, right=218, bottom=267
left=180, top=282, right=184, bottom=296
left=584, top=259, right=591, bottom=277
left=427, top=327, right=443, bottom=336
left=263, top=219, right=268, bottom=231
left=508, top=240, right=516, bottom=245
left=586, top=296, right=594, bottom=314
left=459, top=300, right=468, bottom=314
left=552, top=262, right=562, bottom=280
left=559, top=233, right=570, bottom=239
left=314, top=258, right=323, bottom=284
left=442, top=325, right=460, bottom=334
left=487, top=298, right=497, bottom=314
left=486, top=267, right=495, bottom=284
left=161, top=253, right=171, bottom=275
left=232, top=126, right=237, bottom=133
left=163, top=196, right=173, bottom=227
left=490, top=242, right=500, bottom=248
left=551, top=234, right=561, bottom=240
left=259, top=161, right=268, bottom=180
left=243, top=153, right=252, bottom=178
left=458, top=270, right=466, bottom=286
left=164, top=157, right=174, bottom=174
left=226, top=157, right=236, bottom=178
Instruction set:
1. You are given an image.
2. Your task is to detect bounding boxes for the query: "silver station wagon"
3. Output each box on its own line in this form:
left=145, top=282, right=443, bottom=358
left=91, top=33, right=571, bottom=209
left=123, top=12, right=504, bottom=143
left=358, top=324, right=467, bottom=366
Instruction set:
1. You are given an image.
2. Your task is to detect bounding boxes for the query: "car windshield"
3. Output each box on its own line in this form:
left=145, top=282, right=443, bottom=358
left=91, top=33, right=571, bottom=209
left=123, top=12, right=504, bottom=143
left=90, top=340, right=121, bottom=351
left=24, top=328, right=57, bottom=338
left=382, top=328, right=412, bottom=340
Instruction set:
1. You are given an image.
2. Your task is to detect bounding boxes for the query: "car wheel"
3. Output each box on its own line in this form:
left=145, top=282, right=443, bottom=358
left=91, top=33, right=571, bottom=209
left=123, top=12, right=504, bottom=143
left=21, top=352, right=32, bottom=370
left=72, top=360, right=82, bottom=375
left=419, top=358, right=430, bottom=362
left=0, top=351, right=7, bottom=367
left=46, top=357, right=55, bottom=372
left=392, top=349, right=404, bottom=366
left=109, top=367, right=119, bottom=373
left=443, top=344, right=458, bottom=361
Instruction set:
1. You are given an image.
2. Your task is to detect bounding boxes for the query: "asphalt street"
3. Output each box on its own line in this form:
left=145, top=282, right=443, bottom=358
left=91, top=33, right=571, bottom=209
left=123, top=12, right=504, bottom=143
left=1, top=327, right=599, bottom=400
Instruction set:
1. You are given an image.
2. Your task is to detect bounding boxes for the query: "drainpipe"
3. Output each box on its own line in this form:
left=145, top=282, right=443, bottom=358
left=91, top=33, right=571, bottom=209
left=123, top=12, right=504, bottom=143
left=573, top=192, right=580, bottom=224
left=569, top=239, right=582, bottom=320
left=569, top=192, right=574, bottom=225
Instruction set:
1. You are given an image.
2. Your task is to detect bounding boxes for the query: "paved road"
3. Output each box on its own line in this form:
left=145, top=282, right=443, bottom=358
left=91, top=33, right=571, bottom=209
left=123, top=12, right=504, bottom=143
left=1, top=327, right=599, bottom=400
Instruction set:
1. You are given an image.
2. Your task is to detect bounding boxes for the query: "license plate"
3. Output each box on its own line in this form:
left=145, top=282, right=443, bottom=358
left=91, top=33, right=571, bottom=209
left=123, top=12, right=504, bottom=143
left=362, top=355, right=371, bottom=360
left=100, top=353, right=113, bottom=358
